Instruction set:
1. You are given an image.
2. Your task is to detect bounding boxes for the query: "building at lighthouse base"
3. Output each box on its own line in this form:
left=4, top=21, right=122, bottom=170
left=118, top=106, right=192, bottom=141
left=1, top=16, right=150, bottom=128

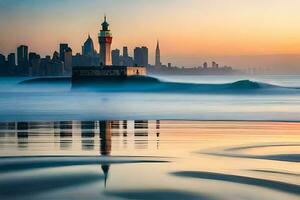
left=72, top=65, right=147, bottom=80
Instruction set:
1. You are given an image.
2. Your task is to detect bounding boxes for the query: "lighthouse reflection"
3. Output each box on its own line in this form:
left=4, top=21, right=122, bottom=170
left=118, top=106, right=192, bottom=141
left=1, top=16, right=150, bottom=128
left=97, top=120, right=160, bottom=187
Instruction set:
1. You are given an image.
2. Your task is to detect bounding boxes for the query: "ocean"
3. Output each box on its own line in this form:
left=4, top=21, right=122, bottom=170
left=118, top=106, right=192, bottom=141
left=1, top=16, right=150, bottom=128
left=0, top=75, right=299, bottom=122
left=0, top=75, right=299, bottom=200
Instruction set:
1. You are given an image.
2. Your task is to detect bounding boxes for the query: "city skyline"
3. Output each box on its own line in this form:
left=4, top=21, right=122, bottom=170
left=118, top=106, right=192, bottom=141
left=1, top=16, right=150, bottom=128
left=1, top=0, right=300, bottom=71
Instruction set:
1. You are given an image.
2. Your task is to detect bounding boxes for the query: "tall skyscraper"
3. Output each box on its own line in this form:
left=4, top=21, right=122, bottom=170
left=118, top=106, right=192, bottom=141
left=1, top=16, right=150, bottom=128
left=7, top=53, right=16, bottom=67
left=123, top=46, right=128, bottom=58
left=29, top=52, right=41, bottom=76
left=155, top=41, right=161, bottom=67
left=134, top=46, right=148, bottom=67
left=111, top=49, right=120, bottom=65
left=0, top=54, right=5, bottom=67
left=141, top=46, right=148, bottom=67
left=134, top=47, right=142, bottom=66
left=98, top=16, right=112, bottom=66
left=64, top=47, right=73, bottom=74
left=59, top=43, right=69, bottom=62
left=82, top=35, right=95, bottom=56
left=17, top=45, right=28, bottom=67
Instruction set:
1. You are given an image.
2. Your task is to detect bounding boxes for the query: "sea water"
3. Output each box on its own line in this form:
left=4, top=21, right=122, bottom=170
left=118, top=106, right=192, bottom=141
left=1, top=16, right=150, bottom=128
left=0, top=75, right=299, bottom=200
left=0, top=75, right=299, bottom=121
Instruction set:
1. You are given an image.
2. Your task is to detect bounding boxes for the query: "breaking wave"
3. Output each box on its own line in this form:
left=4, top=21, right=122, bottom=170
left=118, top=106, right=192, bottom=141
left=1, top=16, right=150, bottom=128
left=20, top=76, right=300, bottom=94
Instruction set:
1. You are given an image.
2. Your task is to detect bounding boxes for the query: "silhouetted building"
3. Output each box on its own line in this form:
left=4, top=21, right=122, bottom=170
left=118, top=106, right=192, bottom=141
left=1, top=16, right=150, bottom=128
left=120, top=46, right=133, bottom=66
left=134, top=47, right=142, bottom=66
left=98, top=16, right=112, bottom=66
left=29, top=52, right=41, bottom=76
left=0, top=54, right=5, bottom=67
left=82, top=35, right=95, bottom=57
left=111, top=49, right=120, bottom=65
left=0, top=54, right=6, bottom=75
left=39, top=56, right=51, bottom=76
left=44, top=51, right=64, bottom=76
left=64, top=47, right=72, bottom=74
left=134, top=46, right=148, bottom=67
left=123, top=46, right=128, bottom=58
left=7, top=53, right=16, bottom=67
left=59, top=43, right=69, bottom=62
left=155, top=41, right=161, bottom=67
left=17, top=45, right=28, bottom=67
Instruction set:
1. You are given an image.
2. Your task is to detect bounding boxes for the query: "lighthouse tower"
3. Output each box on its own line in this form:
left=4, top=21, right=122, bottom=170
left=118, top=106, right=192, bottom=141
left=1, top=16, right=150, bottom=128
left=98, top=16, right=112, bottom=66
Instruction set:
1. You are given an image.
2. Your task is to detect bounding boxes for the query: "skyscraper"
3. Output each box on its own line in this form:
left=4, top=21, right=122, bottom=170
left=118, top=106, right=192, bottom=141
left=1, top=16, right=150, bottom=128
left=7, top=53, right=15, bottom=67
left=141, top=46, right=148, bottom=67
left=134, top=46, right=148, bottom=67
left=111, top=49, right=120, bottom=65
left=134, top=47, right=142, bottom=66
left=121, top=46, right=134, bottom=66
left=59, top=43, right=69, bottom=62
left=17, top=45, right=28, bottom=67
left=155, top=41, right=161, bottom=67
left=29, top=52, right=41, bottom=76
left=123, top=46, right=128, bottom=58
left=64, top=47, right=72, bottom=74
left=98, top=16, right=112, bottom=66
left=0, top=54, right=5, bottom=67
left=82, top=35, right=95, bottom=56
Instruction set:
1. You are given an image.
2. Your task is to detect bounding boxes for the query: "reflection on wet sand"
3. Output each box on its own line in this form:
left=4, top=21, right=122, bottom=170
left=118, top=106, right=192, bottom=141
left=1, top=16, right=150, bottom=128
left=99, top=120, right=112, bottom=187
left=1, top=120, right=161, bottom=189
left=0, top=120, right=299, bottom=200
left=17, top=122, right=29, bottom=149
left=106, top=189, right=215, bottom=200
left=203, top=143, right=300, bottom=162
left=172, top=171, right=300, bottom=195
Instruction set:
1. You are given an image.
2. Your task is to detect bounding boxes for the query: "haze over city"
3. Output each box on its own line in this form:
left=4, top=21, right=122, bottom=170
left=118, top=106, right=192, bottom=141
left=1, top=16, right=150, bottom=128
left=1, top=0, right=300, bottom=72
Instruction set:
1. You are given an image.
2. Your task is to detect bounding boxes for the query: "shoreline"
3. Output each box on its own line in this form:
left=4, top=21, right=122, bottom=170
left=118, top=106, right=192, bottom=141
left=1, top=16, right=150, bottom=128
left=1, top=119, right=300, bottom=123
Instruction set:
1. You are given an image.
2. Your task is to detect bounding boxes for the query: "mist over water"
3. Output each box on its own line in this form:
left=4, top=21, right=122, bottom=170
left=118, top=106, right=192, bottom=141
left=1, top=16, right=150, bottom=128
left=0, top=75, right=300, bottom=122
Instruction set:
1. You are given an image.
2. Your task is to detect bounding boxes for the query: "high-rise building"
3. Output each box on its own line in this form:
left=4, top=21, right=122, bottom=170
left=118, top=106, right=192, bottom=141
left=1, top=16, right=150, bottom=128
left=0, top=54, right=5, bottom=67
left=98, top=16, right=112, bottom=66
left=7, top=53, right=16, bottom=67
left=155, top=41, right=161, bottom=67
left=134, top=47, right=142, bottom=66
left=48, top=51, right=64, bottom=76
left=29, top=52, right=41, bottom=76
left=134, top=46, right=148, bottom=67
left=141, top=46, right=148, bottom=67
left=111, top=49, right=120, bottom=65
left=123, top=46, right=128, bottom=58
left=64, top=47, right=72, bottom=74
left=203, top=62, right=208, bottom=69
left=82, top=35, right=95, bottom=56
left=121, top=46, right=134, bottom=66
left=0, top=54, right=7, bottom=75
left=59, top=43, right=69, bottom=62
left=17, top=45, right=28, bottom=67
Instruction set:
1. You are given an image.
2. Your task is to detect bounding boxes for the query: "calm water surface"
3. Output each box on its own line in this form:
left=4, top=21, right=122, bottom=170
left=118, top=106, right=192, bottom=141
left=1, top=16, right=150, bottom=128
left=0, top=120, right=299, bottom=200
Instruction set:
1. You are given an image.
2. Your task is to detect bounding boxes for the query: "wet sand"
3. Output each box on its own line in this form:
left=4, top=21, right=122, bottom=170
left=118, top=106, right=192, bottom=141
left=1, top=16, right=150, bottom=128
left=0, top=120, right=299, bottom=200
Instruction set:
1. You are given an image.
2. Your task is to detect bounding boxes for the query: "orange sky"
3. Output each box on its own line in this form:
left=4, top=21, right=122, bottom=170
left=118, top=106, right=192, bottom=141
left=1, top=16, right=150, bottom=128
left=1, top=0, right=300, bottom=68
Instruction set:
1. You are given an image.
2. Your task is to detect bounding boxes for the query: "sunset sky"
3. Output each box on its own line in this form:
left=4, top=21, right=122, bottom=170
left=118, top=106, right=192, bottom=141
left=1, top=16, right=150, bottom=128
left=1, top=0, right=300, bottom=69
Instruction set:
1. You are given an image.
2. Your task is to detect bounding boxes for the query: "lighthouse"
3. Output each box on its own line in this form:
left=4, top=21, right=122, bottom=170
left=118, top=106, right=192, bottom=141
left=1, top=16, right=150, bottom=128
left=98, top=16, right=112, bottom=66
left=72, top=16, right=147, bottom=81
